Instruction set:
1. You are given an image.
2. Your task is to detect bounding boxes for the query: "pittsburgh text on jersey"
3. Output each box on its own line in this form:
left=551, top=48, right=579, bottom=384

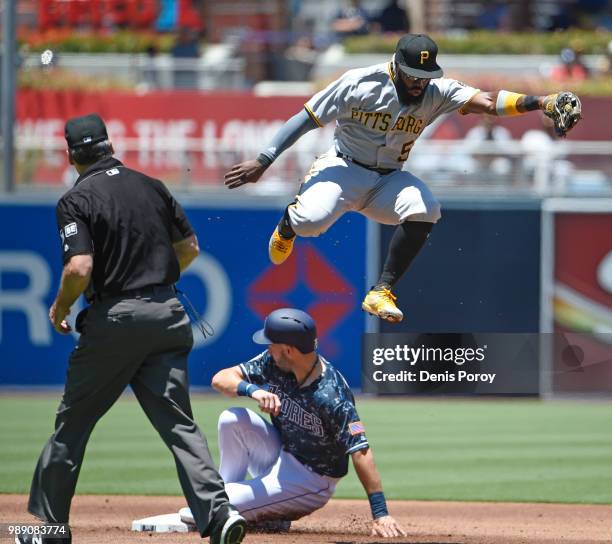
left=350, top=108, right=424, bottom=134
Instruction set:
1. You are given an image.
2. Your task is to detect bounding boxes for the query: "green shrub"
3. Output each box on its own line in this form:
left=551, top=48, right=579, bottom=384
left=18, top=67, right=133, bottom=91
left=19, top=29, right=179, bottom=54
left=344, top=31, right=611, bottom=55
left=442, top=72, right=612, bottom=96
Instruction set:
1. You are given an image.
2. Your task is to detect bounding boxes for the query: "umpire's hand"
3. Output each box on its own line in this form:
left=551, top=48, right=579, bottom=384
left=224, top=160, right=267, bottom=189
left=251, top=390, right=282, bottom=416
left=371, top=515, right=406, bottom=538
left=49, top=301, right=72, bottom=334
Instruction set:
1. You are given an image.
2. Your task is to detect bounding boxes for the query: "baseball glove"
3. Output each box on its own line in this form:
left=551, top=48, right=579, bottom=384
left=542, top=92, right=582, bottom=137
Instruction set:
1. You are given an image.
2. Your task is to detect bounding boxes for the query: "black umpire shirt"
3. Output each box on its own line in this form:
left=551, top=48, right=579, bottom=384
left=56, top=157, right=194, bottom=299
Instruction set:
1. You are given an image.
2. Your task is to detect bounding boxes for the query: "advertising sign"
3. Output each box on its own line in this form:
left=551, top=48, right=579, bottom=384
left=378, top=203, right=542, bottom=334
left=16, top=91, right=609, bottom=187
left=0, top=203, right=367, bottom=387
left=543, top=201, right=612, bottom=394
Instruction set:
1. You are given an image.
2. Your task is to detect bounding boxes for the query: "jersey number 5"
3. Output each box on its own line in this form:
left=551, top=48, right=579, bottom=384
left=397, top=141, right=415, bottom=162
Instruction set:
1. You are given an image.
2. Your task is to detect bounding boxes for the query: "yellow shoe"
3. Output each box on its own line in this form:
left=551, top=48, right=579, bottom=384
left=362, top=288, right=404, bottom=323
left=268, top=227, right=295, bottom=265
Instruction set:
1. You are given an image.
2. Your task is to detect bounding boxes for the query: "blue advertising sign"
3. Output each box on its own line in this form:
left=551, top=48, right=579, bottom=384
left=0, top=203, right=367, bottom=387
left=378, top=203, right=541, bottom=334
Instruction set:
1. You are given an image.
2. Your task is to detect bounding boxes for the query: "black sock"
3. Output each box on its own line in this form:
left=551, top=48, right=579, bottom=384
left=376, top=221, right=433, bottom=289
left=277, top=203, right=296, bottom=239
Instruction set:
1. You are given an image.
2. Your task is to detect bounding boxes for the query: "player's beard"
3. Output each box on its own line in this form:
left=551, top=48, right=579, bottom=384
left=394, top=74, right=429, bottom=106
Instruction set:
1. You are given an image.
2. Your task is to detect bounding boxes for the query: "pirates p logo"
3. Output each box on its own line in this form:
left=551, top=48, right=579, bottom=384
left=420, top=50, right=429, bottom=64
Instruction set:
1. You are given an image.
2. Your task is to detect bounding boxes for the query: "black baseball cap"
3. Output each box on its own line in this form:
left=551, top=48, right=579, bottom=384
left=253, top=308, right=317, bottom=354
left=395, top=34, right=443, bottom=79
left=65, top=113, right=108, bottom=149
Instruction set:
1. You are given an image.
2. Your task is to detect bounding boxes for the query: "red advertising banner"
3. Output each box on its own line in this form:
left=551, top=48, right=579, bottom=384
left=14, top=90, right=612, bottom=186
left=16, top=90, right=311, bottom=186
left=552, top=211, right=612, bottom=394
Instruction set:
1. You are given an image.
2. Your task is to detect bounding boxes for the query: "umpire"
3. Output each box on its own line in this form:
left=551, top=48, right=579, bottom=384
left=23, top=113, right=246, bottom=544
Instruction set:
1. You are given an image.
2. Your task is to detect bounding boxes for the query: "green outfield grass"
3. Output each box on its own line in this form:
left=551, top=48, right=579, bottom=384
left=1, top=394, right=611, bottom=504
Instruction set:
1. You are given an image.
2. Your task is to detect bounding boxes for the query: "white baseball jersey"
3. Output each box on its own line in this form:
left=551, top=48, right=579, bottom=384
left=304, top=62, right=479, bottom=169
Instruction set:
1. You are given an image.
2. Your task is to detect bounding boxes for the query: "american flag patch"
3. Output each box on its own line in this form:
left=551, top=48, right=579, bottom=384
left=348, top=421, right=365, bottom=435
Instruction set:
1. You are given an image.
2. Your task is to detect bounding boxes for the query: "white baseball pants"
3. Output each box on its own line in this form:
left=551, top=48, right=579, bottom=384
left=288, top=147, right=442, bottom=237
left=218, top=407, right=339, bottom=522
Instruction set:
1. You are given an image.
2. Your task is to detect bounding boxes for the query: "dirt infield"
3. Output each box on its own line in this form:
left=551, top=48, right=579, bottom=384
left=1, top=494, right=611, bottom=544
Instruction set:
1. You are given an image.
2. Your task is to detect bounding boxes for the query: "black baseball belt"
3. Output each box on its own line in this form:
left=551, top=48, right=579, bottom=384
left=91, top=284, right=175, bottom=303
left=336, top=152, right=397, bottom=176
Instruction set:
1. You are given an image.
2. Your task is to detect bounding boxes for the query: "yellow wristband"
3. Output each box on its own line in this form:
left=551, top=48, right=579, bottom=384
left=495, top=90, right=524, bottom=116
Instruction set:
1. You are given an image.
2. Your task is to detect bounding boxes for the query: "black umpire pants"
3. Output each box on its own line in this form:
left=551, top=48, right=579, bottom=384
left=28, top=287, right=228, bottom=537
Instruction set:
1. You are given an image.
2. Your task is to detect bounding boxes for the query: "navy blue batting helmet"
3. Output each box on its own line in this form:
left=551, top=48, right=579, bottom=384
left=252, top=308, right=317, bottom=354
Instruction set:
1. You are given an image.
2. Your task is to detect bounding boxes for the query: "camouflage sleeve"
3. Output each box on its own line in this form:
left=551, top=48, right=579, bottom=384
left=330, top=400, right=369, bottom=454
left=239, top=351, right=270, bottom=386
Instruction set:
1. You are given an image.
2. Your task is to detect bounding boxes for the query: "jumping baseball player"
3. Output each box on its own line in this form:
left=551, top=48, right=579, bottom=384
left=179, top=308, right=406, bottom=538
left=224, top=33, right=581, bottom=323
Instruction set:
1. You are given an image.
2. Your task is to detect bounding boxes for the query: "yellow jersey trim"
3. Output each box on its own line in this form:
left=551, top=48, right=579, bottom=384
left=458, top=89, right=482, bottom=115
left=304, top=104, right=323, bottom=128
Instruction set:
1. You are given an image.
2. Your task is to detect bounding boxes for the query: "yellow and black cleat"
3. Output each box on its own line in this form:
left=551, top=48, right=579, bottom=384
left=268, top=227, right=296, bottom=265
left=362, top=287, right=404, bottom=323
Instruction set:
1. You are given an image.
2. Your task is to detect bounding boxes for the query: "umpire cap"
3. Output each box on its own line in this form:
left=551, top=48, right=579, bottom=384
left=395, top=34, right=443, bottom=78
left=253, top=308, right=317, bottom=354
left=65, top=113, right=108, bottom=148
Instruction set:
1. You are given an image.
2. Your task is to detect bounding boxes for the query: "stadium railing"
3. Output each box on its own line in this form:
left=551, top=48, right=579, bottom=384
left=4, top=135, right=612, bottom=196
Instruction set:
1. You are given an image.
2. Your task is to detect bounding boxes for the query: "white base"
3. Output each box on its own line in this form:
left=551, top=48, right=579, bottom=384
left=131, top=512, right=196, bottom=533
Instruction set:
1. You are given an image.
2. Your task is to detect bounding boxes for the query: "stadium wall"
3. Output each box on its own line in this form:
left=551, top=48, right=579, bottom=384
left=0, top=201, right=367, bottom=387
left=378, top=198, right=542, bottom=334
left=0, top=198, right=547, bottom=388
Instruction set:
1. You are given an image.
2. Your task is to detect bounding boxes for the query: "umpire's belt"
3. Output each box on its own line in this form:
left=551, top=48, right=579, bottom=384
left=92, top=284, right=175, bottom=303
left=337, top=152, right=396, bottom=176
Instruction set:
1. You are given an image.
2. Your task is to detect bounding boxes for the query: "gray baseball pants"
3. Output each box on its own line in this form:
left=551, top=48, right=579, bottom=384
left=27, top=287, right=227, bottom=537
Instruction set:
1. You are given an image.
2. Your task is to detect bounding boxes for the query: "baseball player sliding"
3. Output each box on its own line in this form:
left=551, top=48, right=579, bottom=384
left=224, top=33, right=581, bottom=323
left=179, top=308, right=405, bottom=538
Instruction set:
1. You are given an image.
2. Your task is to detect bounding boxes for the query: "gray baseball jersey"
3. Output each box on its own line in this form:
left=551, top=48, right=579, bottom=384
left=304, top=61, right=479, bottom=169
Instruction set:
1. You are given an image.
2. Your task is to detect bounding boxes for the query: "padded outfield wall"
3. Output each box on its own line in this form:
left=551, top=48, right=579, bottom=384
left=3, top=197, right=610, bottom=391
left=0, top=196, right=552, bottom=388
left=0, top=199, right=367, bottom=386
left=374, top=198, right=542, bottom=335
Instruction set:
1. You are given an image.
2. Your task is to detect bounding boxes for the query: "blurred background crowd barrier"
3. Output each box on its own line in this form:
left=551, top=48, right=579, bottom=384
left=0, top=0, right=610, bottom=395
